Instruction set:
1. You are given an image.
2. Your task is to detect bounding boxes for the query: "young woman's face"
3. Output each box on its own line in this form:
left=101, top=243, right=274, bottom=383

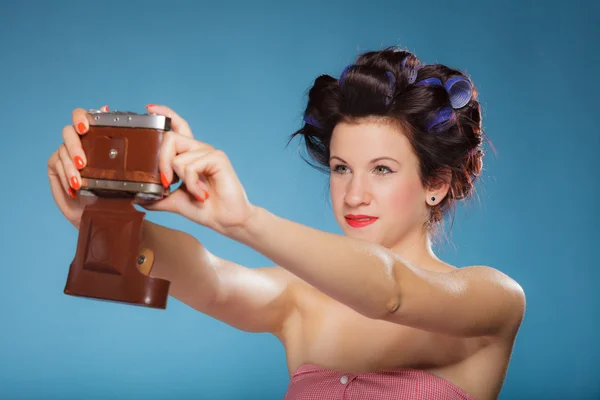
left=329, top=120, right=428, bottom=248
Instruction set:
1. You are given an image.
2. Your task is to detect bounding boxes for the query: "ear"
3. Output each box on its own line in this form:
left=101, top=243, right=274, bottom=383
left=425, top=168, right=452, bottom=206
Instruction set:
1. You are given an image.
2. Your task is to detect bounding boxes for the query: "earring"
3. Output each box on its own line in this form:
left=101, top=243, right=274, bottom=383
left=430, top=196, right=436, bottom=203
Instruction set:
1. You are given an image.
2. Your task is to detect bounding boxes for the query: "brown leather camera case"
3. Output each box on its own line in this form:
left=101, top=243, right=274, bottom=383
left=64, top=118, right=172, bottom=309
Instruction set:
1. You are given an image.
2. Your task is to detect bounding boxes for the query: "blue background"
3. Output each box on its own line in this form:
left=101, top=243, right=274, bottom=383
left=1, top=0, right=598, bottom=399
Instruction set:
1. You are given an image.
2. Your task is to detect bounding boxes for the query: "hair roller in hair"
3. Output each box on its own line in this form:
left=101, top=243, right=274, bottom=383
left=401, top=56, right=419, bottom=84
left=425, top=106, right=456, bottom=134
left=304, top=113, right=324, bottom=129
left=444, top=76, right=473, bottom=109
left=338, top=65, right=352, bottom=88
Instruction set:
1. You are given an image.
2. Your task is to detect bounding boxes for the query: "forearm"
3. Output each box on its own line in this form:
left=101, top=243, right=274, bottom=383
left=229, top=206, right=400, bottom=319
left=141, top=220, right=220, bottom=310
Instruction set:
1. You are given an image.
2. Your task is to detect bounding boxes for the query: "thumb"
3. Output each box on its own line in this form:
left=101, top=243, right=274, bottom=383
left=137, top=191, right=183, bottom=213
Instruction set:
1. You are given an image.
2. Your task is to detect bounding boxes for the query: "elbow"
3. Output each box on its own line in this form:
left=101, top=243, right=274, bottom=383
left=364, top=250, right=405, bottom=320
left=368, top=282, right=402, bottom=320
left=385, top=297, right=401, bottom=316
left=367, top=296, right=401, bottom=320
left=372, top=257, right=404, bottom=320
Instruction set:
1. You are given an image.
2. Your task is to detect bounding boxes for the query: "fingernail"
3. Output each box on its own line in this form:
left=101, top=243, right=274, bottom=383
left=160, top=172, right=169, bottom=188
left=68, top=188, right=76, bottom=198
left=204, top=191, right=209, bottom=200
left=101, top=105, right=109, bottom=112
left=74, top=156, right=85, bottom=169
left=146, top=104, right=156, bottom=108
left=195, top=194, right=205, bottom=203
left=70, top=176, right=81, bottom=190
left=76, top=122, right=87, bottom=134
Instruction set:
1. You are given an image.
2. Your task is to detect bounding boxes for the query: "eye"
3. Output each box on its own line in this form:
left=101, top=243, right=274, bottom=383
left=332, top=164, right=349, bottom=174
left=374, top=165, right=394, bottom=175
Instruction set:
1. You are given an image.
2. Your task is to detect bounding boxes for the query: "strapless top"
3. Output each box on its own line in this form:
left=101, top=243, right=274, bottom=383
left=283, top=363, right=475, bottom=400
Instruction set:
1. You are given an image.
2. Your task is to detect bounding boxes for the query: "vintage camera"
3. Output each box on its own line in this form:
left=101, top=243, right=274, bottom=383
left=64, top=110, right=173, bottom=309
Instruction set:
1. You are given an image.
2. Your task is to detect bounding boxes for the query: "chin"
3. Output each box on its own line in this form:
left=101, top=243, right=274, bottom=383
left=342, top=228, right=396, bottom=249
left=340, top=226, right=380, bottom=243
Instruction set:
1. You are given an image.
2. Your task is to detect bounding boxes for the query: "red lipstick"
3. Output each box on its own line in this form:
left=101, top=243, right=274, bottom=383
left=344, top=214, right=378, bottom=228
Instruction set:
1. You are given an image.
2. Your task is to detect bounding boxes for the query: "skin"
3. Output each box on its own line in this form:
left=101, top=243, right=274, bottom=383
left=48, top=105, right=525, bottom=400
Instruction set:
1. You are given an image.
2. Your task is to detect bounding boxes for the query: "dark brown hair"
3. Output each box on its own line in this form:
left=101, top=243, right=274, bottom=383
left=288, top=47, right=489, bottom=237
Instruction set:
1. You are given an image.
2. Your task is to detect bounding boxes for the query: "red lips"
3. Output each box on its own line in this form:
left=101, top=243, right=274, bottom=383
left=344, top=214, right=378, bottom=228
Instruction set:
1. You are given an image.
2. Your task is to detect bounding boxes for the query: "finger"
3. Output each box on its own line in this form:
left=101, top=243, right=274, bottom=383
left=171, top=150, right=211, bottom=193
left=47, top=150, right=59, bottom=172
left=159, top=131, right=214, bottom=188
left=183, top=157, right=211, bottom=203
left=137, top=188, right=185, bottom=214
left=59, top=144, right=82, bottom=191
left=70, top=105, right=108, bottom=136
left=72, top=108, right=91, bottom=135
left=55, top=158, right=76, bottom=199
left=181, top=150, right=229, bottom=202
left=146, top=104, right=193, bottom=137
left=62, top=125, right=86, bottom=170
left=48, top=150, right=75, bottom=199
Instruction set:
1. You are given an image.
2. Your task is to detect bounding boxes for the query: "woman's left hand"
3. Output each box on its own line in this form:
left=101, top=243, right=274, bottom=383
left=141, top=104, right=256, bottom=235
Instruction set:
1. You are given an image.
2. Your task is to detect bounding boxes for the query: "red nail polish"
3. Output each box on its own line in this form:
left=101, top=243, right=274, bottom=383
left=101, top=105, right=109, bottom=112
left=204, top=191, right=209, bottom=200
left=160, top=172, right=169, bottom=188
left=195, top=194, right=205, bottom=202
left=76, top=122, right=86, bottom=134
left=146, top=104, right=156, bottom=108
left=68, top=188, right=76, bottom=198
left=74, top=156, right=84, bottom=169
left=70, top=176, right=81, bottom=190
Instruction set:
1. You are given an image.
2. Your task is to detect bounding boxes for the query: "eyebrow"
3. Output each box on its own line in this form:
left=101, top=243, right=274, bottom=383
left=329, top=156, right=400, bottom=164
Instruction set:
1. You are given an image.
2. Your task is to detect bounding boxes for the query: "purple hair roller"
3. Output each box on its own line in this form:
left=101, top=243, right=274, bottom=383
left=304, top=113, right=323, bottom=129
left=426, top=106, right=455, bottom=133
left=415, top=77, right=443, bottom=88
left=386, top=71, right=396, bottom=89
left=401, top=56, right=419, bottom=84
left=444, top=76, right=473, bottom=109
left=385, top=71, right=396, bottom=105
left=339, top=65, right=351, bottom=87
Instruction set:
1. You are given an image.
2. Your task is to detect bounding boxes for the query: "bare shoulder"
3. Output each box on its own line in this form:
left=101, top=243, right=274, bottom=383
left=459, top=265, right=526, bottom=305
left=414, top=261, right=527, bottom=339
left=456, top=264, right=523, bottom=289
left=422, top=262, right=526, bottom=312
left=461, top=265, right=527, bottom=337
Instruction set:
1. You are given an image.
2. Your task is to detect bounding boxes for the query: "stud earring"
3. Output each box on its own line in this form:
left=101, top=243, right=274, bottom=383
left=430, top=196, right=436, bottom=203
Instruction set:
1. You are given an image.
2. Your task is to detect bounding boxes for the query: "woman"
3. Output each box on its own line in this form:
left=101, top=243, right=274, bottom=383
left=47, top=47, right=525, bottom=400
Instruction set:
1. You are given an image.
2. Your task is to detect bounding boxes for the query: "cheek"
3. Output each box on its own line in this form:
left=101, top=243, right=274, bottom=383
left=329, top=178, right=345, bottom=207
left=382, top=177, right=424, bottom=212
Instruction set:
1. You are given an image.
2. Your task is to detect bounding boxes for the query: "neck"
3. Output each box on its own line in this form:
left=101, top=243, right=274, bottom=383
left=389, top=225, right=446, bottom=272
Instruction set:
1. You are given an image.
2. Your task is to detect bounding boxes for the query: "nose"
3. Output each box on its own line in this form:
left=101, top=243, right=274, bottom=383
left=344, top=173, right=372, bottom=208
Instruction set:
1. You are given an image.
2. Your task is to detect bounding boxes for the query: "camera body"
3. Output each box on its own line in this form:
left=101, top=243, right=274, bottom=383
left=64, top=110, right=172, bottom=309
left=78, top=110, right=172, bottom=200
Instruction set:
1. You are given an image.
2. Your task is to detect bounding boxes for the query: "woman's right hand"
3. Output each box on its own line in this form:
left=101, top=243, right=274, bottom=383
left=47, top=106, right=108, bottom=230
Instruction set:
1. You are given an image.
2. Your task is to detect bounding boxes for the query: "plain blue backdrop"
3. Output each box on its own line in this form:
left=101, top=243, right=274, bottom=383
left=1, top=0, right=598, bottom=399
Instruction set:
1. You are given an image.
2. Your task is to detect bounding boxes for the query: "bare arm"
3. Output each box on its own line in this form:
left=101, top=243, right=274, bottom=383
left=227, top=206, right=525, bottom=338
left=141, top=220, right=296, bottom=335
left=379, top=263, right=526, bottom=338
left=228, top=206, right=399, bottom=320
left=52, top=107, right=295, bottom=335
